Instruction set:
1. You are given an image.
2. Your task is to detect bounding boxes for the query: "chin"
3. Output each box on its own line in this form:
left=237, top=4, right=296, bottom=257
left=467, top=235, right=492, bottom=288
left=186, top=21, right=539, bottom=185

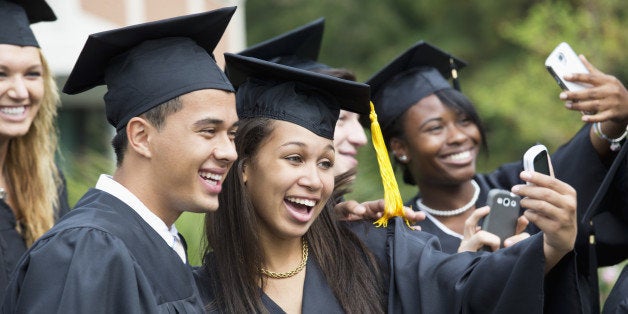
left=193, top=197, right=220, bottom=213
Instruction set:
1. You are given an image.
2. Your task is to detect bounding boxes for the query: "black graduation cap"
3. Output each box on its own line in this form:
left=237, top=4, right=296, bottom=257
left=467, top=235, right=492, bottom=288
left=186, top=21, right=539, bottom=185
left=63, top=7, right=236, bottom=131
left=0, top=0, right=56, bottom=47
left=224, top=53, right=370, bottom=140
left=366, top=41, right=467, bottom=131
left=239, top=18, right=329, bottom=71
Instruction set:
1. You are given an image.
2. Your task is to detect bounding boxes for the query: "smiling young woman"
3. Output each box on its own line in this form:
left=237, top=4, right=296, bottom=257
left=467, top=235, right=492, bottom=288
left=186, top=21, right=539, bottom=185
left=0, top=0, right=70, bottom=301
left=371, top=40, right=628, bottom=313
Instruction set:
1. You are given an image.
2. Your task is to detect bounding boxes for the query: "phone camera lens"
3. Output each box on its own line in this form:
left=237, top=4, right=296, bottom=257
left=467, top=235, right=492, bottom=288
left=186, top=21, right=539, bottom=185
left=558, top=52, right=565, bottom=63
left=503, top=198, right=511, bottom=206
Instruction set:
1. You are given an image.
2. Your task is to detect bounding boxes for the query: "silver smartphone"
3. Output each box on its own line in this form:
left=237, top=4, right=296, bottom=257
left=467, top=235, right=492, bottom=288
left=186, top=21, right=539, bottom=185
left=545, top=42, right=590, bottom=91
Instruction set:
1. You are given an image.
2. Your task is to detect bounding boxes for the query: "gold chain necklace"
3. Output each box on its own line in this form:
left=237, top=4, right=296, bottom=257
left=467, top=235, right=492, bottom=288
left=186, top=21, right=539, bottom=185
left=260, top=238, right=308, bottom=279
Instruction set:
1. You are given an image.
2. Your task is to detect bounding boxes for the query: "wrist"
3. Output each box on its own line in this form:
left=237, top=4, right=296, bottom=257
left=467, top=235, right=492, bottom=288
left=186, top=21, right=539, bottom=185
left=593, top=121, right=628, bottom=151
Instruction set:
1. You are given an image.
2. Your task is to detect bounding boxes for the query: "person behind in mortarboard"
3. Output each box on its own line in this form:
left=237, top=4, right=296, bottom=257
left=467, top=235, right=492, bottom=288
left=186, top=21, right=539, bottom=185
left=240, top=18, right=366, bottom=186
left=239, top=18, right=424, bottom=221
left=3, top=7, right=239, bottom=313
left=193, top=52, right=580, bottom=313
left=369, top=40, right=628, bottom=313
left=0, top=0, right=70, bottom=300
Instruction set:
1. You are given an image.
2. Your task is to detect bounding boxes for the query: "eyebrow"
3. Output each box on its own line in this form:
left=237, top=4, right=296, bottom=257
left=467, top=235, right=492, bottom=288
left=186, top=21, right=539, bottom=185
left=193, top=118, right=239, bottom=128
left=281, top=142, right=335, bottom=152
left=418, top=117, right=442, bottom=129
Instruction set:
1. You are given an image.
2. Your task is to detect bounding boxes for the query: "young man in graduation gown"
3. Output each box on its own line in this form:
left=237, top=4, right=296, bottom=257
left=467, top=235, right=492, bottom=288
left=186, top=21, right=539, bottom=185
left=3, top=7, right=239, bottom=313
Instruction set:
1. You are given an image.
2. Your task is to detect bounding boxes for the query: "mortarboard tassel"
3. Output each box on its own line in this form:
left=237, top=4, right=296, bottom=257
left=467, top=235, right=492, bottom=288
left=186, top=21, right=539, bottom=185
left=369, top=101, right=409, bottom=227
left=450, top=57, right=461, bottom=91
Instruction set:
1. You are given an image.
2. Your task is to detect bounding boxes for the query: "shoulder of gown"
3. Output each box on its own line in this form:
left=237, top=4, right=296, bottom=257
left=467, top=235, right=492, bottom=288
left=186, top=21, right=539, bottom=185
left=3, top=189, right=204, bottom=314
left=347, top=217, right=581, bottom=313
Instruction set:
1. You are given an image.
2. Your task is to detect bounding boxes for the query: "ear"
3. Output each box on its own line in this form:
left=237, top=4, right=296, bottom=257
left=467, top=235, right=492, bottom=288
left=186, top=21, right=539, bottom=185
left=126, top=117, right=153, bottom=159
left=241, top=160, right=249, bottom=184
left=390, top=137, right=410, bottom=163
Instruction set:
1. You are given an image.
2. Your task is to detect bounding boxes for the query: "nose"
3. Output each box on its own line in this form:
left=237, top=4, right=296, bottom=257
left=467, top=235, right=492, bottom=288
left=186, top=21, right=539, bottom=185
left=7, top=76, right=29, bottom=101
left=298, top=163, right=324, bottom=192
left=213, top=134, right=238, bottom=164
left=446, top=123, right=468, bottom=145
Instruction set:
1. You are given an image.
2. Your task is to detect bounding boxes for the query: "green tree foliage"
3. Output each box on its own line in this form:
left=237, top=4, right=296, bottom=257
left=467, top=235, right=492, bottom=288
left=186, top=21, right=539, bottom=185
left=244, top=0, right=626, bottom=201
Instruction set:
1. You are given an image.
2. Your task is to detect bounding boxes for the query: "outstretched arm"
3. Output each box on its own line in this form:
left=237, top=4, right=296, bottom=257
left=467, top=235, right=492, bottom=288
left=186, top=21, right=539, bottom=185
left=335, top=198, right=425, bottom=226
left=561, top=55, right=628, bottom=158
left=511, top=171, right=577, bottom=273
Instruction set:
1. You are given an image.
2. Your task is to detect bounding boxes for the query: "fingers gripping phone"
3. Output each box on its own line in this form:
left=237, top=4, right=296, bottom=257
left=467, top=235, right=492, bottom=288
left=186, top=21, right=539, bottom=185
left=523, top=144, right=553, bottom=178
left=545, top=42, right=591, bottom=92
left=481, top=189, right=521, bottom=247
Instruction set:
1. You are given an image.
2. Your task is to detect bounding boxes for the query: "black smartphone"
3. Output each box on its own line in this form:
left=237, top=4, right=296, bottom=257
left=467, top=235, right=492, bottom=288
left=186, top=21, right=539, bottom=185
left=481, top=189, right=521, bottom=248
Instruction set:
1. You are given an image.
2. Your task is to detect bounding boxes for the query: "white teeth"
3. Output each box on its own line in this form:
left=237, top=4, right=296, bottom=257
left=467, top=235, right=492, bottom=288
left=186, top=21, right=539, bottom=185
left=0, top=106, right=25, bottom=116
left=446, top=150, right=471, bottom=161
left=199, top=171, right=222, bottom=185
left=286, top=197, right=316, bottom=207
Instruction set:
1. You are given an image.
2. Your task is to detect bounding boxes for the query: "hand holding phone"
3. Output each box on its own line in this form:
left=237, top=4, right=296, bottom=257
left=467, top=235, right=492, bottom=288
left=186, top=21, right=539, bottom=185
left=481, top=189, right=521, bottom=248
left=523, top=144, right=553, bottom=180
left=545, top=42, right=591, bottom=91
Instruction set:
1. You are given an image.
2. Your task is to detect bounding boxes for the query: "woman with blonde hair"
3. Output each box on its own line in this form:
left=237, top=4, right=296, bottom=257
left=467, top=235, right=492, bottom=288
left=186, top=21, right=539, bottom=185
left=0, top=0, right=70, bottom=298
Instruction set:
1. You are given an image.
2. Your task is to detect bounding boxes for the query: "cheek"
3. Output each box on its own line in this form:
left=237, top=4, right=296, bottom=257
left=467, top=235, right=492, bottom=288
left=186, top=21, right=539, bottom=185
left=28, top=80, right=45, bottom=103
left=411, top=134, right=441, bottom=155
left=333, top=128, right=348, bottom=147
left=469, top=127, right=482, bottom=143
left=321, top=173, right=335, bottom=197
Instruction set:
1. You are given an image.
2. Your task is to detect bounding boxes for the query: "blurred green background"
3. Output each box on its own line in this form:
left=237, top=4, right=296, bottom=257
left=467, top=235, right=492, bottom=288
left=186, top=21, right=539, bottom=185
left=60, top=0, right=627, bottom=302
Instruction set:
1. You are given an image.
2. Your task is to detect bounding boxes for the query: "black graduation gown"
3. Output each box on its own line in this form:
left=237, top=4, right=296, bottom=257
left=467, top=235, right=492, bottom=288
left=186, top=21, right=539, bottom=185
left=194, top=218, right=580, bottom=313
left=2, top=189, right=204, bottom=314
left=409, top=125, right=626, bottom=313
left=0, top=172, right=70, bottom=303
left=194, top=253, right=344, bottom=313
left=602, top=265, right=628, bottom=314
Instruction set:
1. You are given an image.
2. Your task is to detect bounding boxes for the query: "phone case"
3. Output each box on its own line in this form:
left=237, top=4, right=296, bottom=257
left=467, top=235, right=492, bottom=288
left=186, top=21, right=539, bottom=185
left=481, top=189, right=521, bottom=246
left=523, top=144, right=552, bottom=176
left=545, top=42, right=590, bottom=91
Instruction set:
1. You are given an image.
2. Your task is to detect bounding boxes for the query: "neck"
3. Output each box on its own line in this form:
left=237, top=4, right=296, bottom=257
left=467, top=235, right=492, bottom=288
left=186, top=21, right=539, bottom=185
left=113, top=167, right=180, bottom=227
left=417, top=179, right=476, bottom=211
left=260, top=234, right=303, bottom=273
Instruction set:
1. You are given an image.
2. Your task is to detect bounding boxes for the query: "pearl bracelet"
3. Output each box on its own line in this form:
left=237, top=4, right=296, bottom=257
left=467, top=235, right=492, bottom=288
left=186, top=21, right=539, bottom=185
left=593, top=122, right=628, bottom=151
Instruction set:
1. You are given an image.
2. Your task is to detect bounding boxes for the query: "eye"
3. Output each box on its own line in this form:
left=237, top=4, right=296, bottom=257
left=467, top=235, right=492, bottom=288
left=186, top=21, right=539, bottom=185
left=0, top=71, right=6, bottom=78
left=458, top=116, right=473, bottom=126
left=318, top=159, right=333, bottom=170
left=26, top=71, right=41, bottom=78
left=426, top=125, right=443, bottom=133
left=285, top=155, right=303, bottom=164
left=200, top=128, right=216, bottom=136
left=228, top=129, right=238, bottom=140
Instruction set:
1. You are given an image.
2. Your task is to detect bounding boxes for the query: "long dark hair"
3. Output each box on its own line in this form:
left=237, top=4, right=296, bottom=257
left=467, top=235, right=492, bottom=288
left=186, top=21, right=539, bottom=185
left=384, top=88, right=488, bottom=185
left=203, top=117, right=385, bottom=313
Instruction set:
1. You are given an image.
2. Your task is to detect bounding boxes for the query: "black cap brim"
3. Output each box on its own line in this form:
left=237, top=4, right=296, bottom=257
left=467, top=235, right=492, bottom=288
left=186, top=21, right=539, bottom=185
left=239, top=18, right=324, bottom=63
left=367, top=41, right=467, bottom=98
left=63, top=6, right=236, bottom=95
left=225, top=53, right=369, bottom=115
left=0, top=0, right=55, bottom=47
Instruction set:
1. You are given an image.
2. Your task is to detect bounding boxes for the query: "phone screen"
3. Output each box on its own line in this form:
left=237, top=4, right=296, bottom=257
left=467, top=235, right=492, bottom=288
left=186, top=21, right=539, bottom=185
left=533, top=150, right=551, bottom=176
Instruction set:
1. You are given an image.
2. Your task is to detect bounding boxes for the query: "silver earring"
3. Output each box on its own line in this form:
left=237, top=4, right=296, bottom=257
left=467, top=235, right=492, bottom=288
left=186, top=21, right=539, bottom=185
left=398, top=155, right=408, bottom=162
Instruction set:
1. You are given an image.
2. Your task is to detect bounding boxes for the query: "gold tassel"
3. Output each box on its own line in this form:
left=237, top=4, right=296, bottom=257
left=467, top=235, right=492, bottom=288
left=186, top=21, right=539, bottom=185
left=369, top=102, right=409, bottom=227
